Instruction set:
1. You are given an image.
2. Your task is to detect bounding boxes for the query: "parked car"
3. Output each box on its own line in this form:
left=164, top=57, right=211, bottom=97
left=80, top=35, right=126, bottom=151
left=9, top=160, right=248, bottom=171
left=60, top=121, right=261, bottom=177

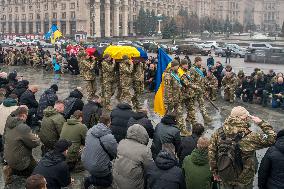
left=200, top=41, right=219, bottom=49
left=176, top=44, right=209, bottom=55
left=171, top=45, right=179, bottom=52
left=224, top=43, right=246, bottom=51
left=215, top=47, right=226, bottom=57
left=231, top=48, right=246, bottom=58
left=244, top=47, right=284, bottom=64
left=248, top=43, right=272, bottom=50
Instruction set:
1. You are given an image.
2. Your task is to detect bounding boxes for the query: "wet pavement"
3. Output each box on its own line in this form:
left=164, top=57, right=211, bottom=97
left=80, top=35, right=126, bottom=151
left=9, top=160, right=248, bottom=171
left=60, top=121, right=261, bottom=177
left=0, top=61, right=284, bottom=188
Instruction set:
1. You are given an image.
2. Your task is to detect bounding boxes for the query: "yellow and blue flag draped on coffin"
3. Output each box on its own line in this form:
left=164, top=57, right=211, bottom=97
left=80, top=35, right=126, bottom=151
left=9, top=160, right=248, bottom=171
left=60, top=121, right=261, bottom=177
left=153, top=48, right=172, bottom=116
left=103, top=45, right=140, bottom=60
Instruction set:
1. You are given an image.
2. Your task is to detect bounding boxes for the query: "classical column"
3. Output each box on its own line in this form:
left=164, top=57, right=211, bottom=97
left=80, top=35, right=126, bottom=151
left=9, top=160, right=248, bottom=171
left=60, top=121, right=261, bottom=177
left=104, top=0, right=111, bottom=37
left=113, top=0, right=120, bottom=37
left=19, top=21, right=22, bottom=34
left=40, top=20, right=44, bottom=33
left=94, top=0, right=101, bottom=38
left=12, top=20, right=16, bottom=33
left=122, top=0, right=128, bottom=36
left=129, top=1, right=134, bottom=35
left=33, top=21, right=37, bottom=33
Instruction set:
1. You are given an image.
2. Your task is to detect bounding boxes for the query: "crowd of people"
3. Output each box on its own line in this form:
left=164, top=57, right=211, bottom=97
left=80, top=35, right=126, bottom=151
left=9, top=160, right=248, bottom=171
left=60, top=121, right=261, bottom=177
left=0, top=44, right=283, bottom=189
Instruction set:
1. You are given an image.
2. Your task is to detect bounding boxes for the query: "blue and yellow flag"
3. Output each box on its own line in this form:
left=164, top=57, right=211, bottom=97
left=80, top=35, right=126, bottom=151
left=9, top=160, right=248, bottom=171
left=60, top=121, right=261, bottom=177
left=154, top=48, right=173, bottom=116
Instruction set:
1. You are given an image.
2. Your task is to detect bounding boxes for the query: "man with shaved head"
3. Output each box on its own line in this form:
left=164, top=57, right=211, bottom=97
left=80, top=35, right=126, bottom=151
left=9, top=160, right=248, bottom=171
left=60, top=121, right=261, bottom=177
left=271, top=76, right=284, bottom=109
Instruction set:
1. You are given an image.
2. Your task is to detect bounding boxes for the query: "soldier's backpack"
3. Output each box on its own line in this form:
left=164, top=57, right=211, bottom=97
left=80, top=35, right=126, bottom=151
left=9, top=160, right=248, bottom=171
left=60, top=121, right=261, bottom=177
left=216, top=128, right=247, bottom=182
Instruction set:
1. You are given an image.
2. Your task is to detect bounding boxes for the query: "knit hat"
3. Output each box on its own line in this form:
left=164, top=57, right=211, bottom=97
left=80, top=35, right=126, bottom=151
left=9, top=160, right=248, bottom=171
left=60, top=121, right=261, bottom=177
left=171, top=60, right=179, bottom=67
left=277, top=129, right=284, bottom=139
left=50, top=84, right=58, bottom=92
left=230, top=106, right=250, bottom=118
left=54, top=139, right=72, bottom=153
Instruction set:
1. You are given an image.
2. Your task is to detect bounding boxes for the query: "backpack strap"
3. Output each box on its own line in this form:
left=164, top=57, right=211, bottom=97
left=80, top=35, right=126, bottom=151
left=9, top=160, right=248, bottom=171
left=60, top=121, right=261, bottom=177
left=98, top=137, right=114, bottom=160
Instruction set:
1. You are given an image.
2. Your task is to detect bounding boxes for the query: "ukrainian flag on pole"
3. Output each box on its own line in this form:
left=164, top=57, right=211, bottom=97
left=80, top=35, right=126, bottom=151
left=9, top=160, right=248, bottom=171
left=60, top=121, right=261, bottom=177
left=154, top=48, right=173, bottom=116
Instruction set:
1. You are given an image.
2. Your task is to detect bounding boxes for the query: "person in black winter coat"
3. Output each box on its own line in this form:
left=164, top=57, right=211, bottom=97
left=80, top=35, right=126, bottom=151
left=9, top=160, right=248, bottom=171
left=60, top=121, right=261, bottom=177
left=241, top=76, right=255, bottom=103
left=20, top=85, right=39, bottom=127
left=212, top=61, right=224, bottom=89
left=37, top=84, right=59, bottom=120
left=11, top=80, right=29, bottom=100
left=255, top=72, right=268, bottom=104
left=127, top=110, right=154, bottom=139
left=177, top=123, right=205, bottom=164
left=110, top=103, right=135, bottom=143
left=151, top=114, right=181, bottom=159
left=33, top=139, right=72, bottom=189
left=63, top=88, right=84, bottom=119
left=5, top=72, right=18, bottom=97
left=68, top=54, right=80, bottom=75
left=258, top=130, right=284, bottom=189
left=146, top=144, right=186, bottom=189
left=82, top=95, right=103, bottom=129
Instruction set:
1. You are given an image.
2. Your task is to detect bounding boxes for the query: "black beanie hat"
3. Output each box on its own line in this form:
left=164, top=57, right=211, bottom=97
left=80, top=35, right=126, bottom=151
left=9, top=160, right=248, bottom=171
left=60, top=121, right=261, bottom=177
left=54, top=139, right=72, bottom=153
left=50, top=84, right=58, bottom=92
left=277, top=129, right=284, bottom=139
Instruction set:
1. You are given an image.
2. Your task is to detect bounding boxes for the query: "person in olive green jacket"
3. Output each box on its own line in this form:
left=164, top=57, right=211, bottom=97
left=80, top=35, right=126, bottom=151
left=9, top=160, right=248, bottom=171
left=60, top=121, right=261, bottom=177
left=60, top=110, right=87, bottom=171
left=39, top=101, right=66, bottom=155
left=183, top=137, right=212, bottom=189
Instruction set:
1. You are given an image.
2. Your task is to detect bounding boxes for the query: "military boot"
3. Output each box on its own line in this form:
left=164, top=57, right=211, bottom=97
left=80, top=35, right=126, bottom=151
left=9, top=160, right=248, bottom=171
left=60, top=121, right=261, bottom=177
left=3, top=165, right=13, bottom=186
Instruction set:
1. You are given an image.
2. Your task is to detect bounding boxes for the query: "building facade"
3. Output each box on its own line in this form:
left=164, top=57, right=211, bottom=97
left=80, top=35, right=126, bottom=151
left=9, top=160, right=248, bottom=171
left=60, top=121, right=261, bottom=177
left=0, top=0, right=191, bottom=37
left=254, top=0, right=284, bottom=32
left=211, top=0, right=254, bottom=27
left=1, top=0, right=283, bottom=36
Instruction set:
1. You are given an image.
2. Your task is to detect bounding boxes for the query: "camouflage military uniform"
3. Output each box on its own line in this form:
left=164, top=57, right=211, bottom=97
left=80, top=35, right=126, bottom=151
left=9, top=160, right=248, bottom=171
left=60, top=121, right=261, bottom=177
left=32, top=53, right=41, bottom=68
left=236, top=71, right=246, bottom=98
left=190, top=65, right=212, bottom=123
left=208, top=116, right=276, bottom=188
left=164, top=68, right=187, bottom=136
left=131, top=61, right=144, bottom=110
left=179, top=67, right=197, bottom=131
left=79, top=57, right=96, bottom=99
left=119, top=59, right=133, bottom=104
left=222, top=73, right=237, bottom=102
left=205, top=74, right=218, bottom=101
left=101, top=59, right=115, bottom=110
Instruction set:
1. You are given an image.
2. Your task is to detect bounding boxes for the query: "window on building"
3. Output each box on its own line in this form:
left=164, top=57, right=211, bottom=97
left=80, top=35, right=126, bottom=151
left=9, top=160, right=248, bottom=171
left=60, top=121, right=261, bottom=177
left=37, top=14, right=40, bottom=19
left=62, top=12, right=66, bottom=19
left=15, top=6, right=18, bottom=12
left=36, top=3, right=40, bottom=9
left=22, top=14, right=26, bottom=20
left=29, top=13, right=33, bottom=20
left=53, top=13, right=57, bottom=19
left=15, top=15, right=19, bottom=20
left=53, top=3, right=57, bottom=9
left=45, top=13, right=49, bottom=19
left=70, top=3, right=75, bottom=9
left=71, top=11, right=75, bottom=18
left=9, top=14, right=12, bottom=20
left=22, top=6, right=25, bottom=12
left=61, top=3, right=66, bottom=10
left=44, top=4, right=48, bottom=10
left=29, top=5, right=32, bottom=10
left=9, top=7, right=12, bottom=12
